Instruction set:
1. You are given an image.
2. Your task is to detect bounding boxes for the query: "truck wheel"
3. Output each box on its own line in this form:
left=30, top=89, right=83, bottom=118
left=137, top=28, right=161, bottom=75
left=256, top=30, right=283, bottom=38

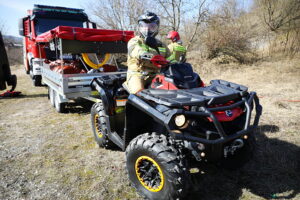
left=91, top=102, right=115, bottom=149
left=49, top=88, right=55, bottom=107
left=54, top=90, right=66, bottom=113
left=33, top=75, right=42, bottom=87
left=126, top=133, right=189, bottom=200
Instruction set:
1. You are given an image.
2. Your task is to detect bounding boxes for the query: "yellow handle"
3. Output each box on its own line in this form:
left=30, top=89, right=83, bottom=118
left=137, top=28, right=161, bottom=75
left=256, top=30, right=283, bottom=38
left=81, top=53, right=111, bottom=69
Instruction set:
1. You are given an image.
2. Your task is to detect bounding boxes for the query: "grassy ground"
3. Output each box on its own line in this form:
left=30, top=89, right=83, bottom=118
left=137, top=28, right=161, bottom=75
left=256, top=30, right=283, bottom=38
left=0, top=58, right=299, bottom=200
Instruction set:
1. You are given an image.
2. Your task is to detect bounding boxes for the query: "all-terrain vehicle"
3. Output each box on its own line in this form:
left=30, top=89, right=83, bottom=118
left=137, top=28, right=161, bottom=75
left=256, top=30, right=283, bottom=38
left=90, top=41, right=262, bottom=200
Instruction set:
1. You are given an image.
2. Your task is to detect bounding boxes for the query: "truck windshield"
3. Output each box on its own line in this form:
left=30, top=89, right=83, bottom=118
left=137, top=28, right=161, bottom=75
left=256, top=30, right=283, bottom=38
left=35, top=18, right=84, bottom=35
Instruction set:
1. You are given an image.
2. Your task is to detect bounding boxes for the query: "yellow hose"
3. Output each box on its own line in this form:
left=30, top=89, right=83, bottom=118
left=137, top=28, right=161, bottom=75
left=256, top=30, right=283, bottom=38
left=81, top=53, right=111, bottom=69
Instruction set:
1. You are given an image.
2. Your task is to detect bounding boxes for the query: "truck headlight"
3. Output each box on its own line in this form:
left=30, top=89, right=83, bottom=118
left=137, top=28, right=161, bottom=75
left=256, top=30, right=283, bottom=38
left=174, top=115, right=186, bottom=127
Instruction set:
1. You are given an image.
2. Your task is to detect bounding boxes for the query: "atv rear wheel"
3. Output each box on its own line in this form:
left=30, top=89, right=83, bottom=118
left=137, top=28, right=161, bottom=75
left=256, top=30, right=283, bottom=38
left=126, top=133, right=189, bottom=200
left=91, top=102, right=115, bottom=149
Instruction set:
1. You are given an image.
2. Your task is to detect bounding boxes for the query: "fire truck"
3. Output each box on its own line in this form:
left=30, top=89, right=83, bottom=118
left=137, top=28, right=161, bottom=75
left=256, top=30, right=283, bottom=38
left=18, top=4, right=96, bottom=86
left=18, top=4, right=133, bottom=112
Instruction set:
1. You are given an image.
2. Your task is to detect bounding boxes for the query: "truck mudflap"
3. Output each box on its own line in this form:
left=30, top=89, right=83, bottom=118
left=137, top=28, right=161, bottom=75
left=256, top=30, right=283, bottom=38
left=0, top=31, right=18, bottom=92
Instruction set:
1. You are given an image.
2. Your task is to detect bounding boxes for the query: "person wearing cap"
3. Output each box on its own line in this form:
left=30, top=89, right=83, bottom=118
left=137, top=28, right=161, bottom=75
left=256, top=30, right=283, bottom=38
left=124, top=12, right=170, bottom=94
left=166, top=31, right=186, bottom=63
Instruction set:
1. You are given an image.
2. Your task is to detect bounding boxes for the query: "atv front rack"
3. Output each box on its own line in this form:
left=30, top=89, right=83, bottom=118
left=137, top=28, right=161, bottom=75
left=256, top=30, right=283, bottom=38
left=138, top=80, right=249, bottom=107
left=176, top=91, right=262, bottom=144
left=132, top=80, right=262, bottom=145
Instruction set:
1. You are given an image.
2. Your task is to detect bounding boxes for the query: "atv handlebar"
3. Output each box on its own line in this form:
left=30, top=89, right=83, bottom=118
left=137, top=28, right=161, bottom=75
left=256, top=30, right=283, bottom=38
left=150, top=55, right=169, bottom=68
left=139, top=53, right=169, bottom=68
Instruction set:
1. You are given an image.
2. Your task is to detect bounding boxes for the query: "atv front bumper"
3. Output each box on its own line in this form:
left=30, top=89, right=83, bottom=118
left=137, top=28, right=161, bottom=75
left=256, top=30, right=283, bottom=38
left=170, top=92, right=262, bottom=145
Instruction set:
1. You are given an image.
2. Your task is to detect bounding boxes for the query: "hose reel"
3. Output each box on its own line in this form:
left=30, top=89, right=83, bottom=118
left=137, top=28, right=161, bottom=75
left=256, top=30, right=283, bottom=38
left=81, top=53, right=111, bottom=69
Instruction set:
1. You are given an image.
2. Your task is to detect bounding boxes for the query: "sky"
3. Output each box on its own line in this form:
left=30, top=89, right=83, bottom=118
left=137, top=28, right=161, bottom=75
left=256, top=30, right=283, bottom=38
left=0, top=0, right=85, bottom=36
left=0, top=0, right=253, bottom=37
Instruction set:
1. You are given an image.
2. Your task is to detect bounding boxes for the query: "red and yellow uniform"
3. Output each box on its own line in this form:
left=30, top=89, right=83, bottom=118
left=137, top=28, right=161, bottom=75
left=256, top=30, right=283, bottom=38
left=167, top=42, right=186, bottom=63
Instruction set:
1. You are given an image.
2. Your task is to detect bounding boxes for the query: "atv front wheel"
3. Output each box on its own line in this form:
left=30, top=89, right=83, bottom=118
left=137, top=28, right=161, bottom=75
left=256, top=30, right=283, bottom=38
left=91, top=102, right=115, bottom=149
left=126, top=133, right=189, bottom=200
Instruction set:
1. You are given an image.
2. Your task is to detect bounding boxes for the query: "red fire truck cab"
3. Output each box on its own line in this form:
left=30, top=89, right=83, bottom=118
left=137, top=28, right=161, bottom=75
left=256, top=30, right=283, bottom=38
left=18, top=4, right=96, bottom=86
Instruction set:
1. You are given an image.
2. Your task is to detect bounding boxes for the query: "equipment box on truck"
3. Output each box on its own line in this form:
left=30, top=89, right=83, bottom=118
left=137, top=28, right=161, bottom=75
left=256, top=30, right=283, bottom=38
left=35, top=25, right=133, bottom=112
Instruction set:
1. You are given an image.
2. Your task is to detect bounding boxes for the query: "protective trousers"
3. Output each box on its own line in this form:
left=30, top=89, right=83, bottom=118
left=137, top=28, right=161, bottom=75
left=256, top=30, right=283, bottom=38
left=126, top=72, right=155, bottom=94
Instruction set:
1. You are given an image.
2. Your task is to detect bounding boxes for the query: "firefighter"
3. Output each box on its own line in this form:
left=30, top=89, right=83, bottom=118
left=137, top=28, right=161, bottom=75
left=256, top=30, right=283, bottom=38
left=124, top=12, right=170, bottom=94
left=166, top=31, right=186, bottom=63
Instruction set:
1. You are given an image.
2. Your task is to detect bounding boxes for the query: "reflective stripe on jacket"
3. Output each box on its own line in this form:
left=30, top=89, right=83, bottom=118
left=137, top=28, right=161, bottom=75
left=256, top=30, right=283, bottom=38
left=127, top=36, right=170, bottom=74
left=167, top=42, right=187, bottom=63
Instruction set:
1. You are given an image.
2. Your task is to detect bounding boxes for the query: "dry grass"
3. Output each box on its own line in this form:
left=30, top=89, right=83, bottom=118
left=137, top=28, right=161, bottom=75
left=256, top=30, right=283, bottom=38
left=0, top=58, right=300, bottom=200
left=0, top=66, right=139, bottom=200
left=187, top=55, right=300, bottom=200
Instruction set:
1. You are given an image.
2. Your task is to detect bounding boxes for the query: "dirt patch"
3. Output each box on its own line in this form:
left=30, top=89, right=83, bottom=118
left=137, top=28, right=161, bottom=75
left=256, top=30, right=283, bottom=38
left=0, top=61, right=299, bottom=200
left=0, top=66, right=139, bottom=200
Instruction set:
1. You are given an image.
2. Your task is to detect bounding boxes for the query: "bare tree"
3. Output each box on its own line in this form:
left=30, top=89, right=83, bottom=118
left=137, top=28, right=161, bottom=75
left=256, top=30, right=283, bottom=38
left=259, top=0, right=300, bottom=32
left=255, top=0, right=300, bottom=55
left=152, top=0, right=208, bottom=49
left=201, top=0, right=258, bottom=62
left=154, top=0, right=190, bottom=31
left=86, top=0, right=150, bottom=30
left=185, top=0, right=208, bottom=50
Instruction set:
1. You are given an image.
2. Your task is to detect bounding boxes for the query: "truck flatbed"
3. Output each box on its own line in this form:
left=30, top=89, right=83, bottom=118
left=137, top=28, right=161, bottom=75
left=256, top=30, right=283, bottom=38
left=35, top=26, right=133, bottom=112
left=41, top=65, right=126, bottom=99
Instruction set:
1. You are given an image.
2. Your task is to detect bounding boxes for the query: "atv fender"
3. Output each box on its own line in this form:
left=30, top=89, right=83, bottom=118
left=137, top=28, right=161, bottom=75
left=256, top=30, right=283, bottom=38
left=123, top=95, right=171, bottom=149
left=91, top=78, right=115, bottom=115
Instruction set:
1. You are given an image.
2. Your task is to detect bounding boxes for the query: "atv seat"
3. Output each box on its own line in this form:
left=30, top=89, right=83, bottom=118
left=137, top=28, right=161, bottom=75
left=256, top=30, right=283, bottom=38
left=163, top=63, right=202, bottom=89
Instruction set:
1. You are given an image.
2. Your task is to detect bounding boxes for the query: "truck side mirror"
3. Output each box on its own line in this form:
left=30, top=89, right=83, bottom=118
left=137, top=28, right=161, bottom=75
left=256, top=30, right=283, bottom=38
left=18, top=18, right=25, bottom=36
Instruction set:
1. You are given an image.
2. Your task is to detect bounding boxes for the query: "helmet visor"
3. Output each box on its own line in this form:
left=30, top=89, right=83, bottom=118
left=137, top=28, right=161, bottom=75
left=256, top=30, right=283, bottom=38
left=139, top=21, right=159, bottom=37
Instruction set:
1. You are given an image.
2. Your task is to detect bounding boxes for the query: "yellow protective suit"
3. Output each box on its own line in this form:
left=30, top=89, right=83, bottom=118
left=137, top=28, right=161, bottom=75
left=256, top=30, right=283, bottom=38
left=167, top=42, right=187, bottom=63
left=125, top=36, right=170, bottom=94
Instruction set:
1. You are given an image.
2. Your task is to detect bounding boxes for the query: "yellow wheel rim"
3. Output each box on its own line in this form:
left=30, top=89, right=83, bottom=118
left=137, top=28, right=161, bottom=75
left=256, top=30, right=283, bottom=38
left=94, top=114, right=103, bottom=138
left=135, top=156, right=164, bottom=192
left=82, top=53, right=111, bottom=69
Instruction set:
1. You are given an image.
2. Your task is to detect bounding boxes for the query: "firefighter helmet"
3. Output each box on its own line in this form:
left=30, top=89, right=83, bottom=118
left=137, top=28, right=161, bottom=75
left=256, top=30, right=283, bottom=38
left=138, top=12, right=160, bottom=38
left=167, top=31, right=180, bottom=42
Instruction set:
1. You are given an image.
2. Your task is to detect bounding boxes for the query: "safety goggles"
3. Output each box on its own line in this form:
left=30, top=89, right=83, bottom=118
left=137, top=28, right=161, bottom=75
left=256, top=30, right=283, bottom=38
left=138, top=21, right=159, bottom=37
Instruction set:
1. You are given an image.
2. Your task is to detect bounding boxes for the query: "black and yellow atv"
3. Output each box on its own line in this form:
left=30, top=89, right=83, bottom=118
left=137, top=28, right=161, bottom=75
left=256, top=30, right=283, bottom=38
left=90, top=34, right=262, bottom=200
left=90, top=69, right=262, bottom=199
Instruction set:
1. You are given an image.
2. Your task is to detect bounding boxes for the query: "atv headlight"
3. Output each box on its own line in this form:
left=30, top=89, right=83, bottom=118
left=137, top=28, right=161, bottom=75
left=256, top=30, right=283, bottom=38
left=174, top=115, right=186, bottom=127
